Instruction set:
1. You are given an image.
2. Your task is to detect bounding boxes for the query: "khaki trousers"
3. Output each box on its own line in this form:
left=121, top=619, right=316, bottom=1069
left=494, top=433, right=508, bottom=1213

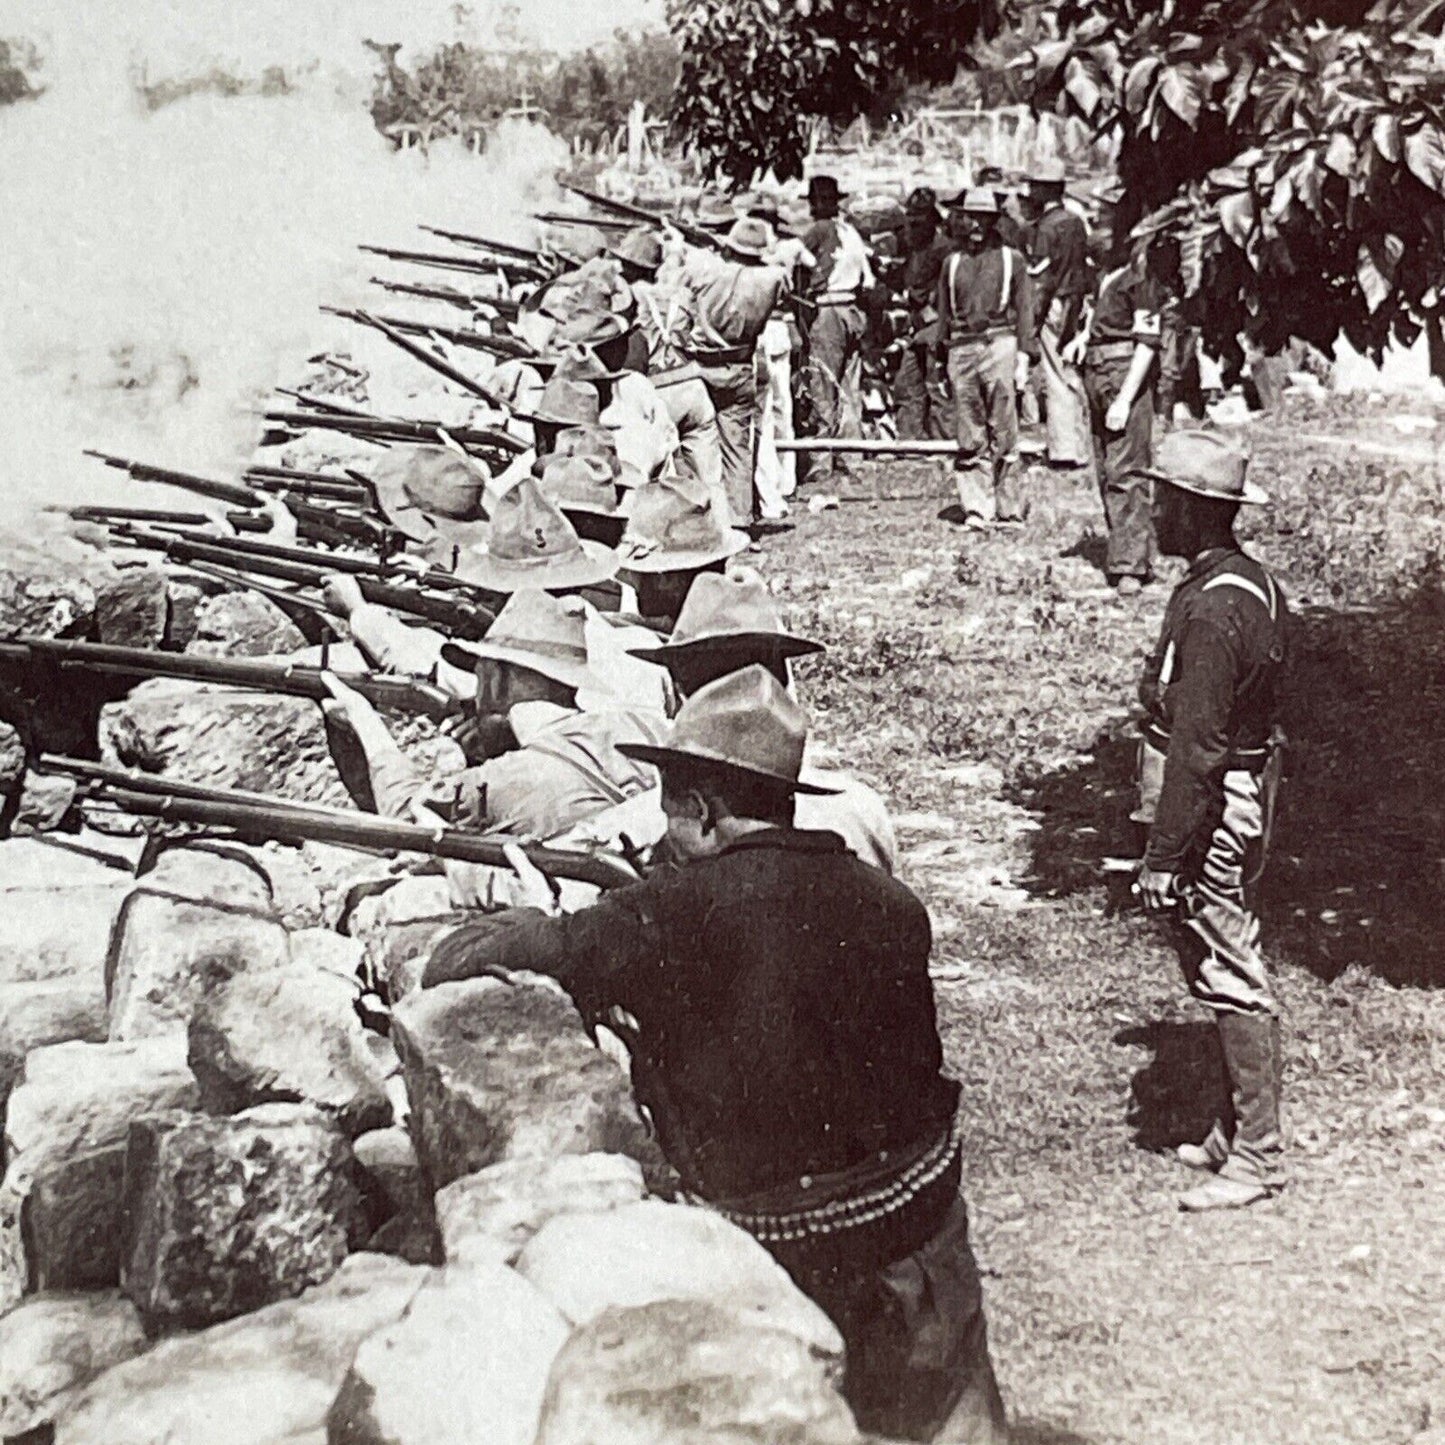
left=947, top=336, right=1022, bottom=523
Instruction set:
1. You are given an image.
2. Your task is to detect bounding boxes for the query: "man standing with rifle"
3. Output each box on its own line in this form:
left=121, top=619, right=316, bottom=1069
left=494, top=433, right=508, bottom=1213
left=425, top=666, right=1010, bottom=1443
left=1132, top=431, right=1290, bottom=1213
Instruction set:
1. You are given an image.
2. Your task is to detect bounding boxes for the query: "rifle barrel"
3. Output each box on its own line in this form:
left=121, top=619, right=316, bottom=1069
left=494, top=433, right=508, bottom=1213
left=358, top=244, right=514, bottom=277
left=43, top=757, right=638, bottom=890
left=82, top=450, right=262, bottom=509
left=0, top=636, right=461, bottom=722
left=350, top=310, right=501, bottom=407
left=418, top=225, right=542, bottom=263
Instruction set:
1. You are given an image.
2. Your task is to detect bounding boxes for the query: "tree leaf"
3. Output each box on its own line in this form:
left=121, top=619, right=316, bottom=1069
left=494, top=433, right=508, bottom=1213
left=1159, top=63, right=1204, bottom=127
left=1223, top=56, right=1257, bottom=124
left=1218, top=189, right=1256, bottom=248
left=1124, top=56, right=1161, bottom=116
left=1064, top=54, right=1102, bottom=118
left=1357, top=241, right=1392, bottom=312
left=1323, top=130, right=1356, bottom=175
left=1373, top=111, right=1401, bottom=163
left=1404, top=122, right=1445, bottom=193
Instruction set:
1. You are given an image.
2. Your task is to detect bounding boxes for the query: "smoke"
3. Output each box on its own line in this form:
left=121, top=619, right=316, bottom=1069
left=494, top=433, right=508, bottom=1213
left=0, top=1, right=569, bottom=512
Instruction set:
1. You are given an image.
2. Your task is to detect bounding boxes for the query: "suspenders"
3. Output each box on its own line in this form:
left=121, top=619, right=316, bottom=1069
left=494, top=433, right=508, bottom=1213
left=946, top=248, right=1018, bottom=325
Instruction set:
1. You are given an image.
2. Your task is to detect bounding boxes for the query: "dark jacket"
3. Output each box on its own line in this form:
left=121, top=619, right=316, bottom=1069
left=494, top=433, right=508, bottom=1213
left=427, top=828, right=960, bottom=1201
left=1140, top=547, right=1289, bottom=870
left=1030, top=204, right=1090, bottom=337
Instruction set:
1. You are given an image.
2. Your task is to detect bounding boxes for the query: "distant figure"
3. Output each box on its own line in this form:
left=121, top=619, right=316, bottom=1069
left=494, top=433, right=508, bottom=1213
left=1133, top=431, right=1290, bottom=1213
left=935, top=189, right=1036, bottom=529
left=891, top=187, right=954, bottom=441
left=1026, top=158, right=1091, bottom=469
left=799, top=175, right=874, bottom=477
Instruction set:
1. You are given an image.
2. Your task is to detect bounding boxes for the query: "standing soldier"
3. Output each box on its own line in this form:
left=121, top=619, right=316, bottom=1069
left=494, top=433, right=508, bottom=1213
left=670, top=217, right=792, bottom=529
left=799, top=175, right=875, bottom=474
left=1026, top=158, right=1091, bottom=470
left=1080, top=223, right=1173, bottom=596
left=890, top=187, right=953, bottom=441
left=934, top=189, right=1036, bottom=529
left=1133, top=430, right=1290, bottom=1213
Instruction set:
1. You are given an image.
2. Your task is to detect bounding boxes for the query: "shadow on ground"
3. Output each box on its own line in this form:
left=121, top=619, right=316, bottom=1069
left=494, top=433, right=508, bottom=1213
left=1114, top=1021, right=1226, bottom=1152
left=1008, top=586, right=1445, bottom=988
left=1058, top=528, right=1110, bottom=577
left=1013, top=1423, right=1098, bottom=1445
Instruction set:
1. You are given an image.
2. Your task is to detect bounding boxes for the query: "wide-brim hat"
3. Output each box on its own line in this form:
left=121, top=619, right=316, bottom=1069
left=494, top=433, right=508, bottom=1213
left=949, top=187, right=999, bottom=215
left=532, top=452, right=621, bottom=517
left=545, top=344, right=630, bottom=387
left=693, top=195, right=739, bottom=230
left=452, top=475, right=620, bottom=593
left=514, top=375, right=605, bottom=429
left=1149, top=429, right=1269, bottom=504
left=608, top=225, right=663, bottom=272
left=616, top=474, right=750, bottom=573
left=439, top=588, right=593, bottom=693
left=551, top=308, right=633, bottom=353
left=722, top=217, right=772, bottom=261
left=807, top=175, right=846, bottom=203
left=1026, top=156, right=1068, bottom=186
left=628, top=571, right=822, bottom=665
left=618, top=664, right=837, bottom=795
left=370, top=445, right=489, bottom=545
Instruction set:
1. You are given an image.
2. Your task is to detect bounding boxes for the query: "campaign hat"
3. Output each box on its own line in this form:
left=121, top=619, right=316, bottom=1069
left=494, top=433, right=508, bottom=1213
left=440, top=587, right=593, bottom=693
left=1149, top=429, right=1269, bottom=504
left=618, top=664, right=837, bottom=795
left=628, top=572, right=822, bottom=667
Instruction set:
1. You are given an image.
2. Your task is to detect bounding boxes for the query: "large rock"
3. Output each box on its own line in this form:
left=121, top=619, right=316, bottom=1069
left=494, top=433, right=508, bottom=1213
left=1, top=1036, right=199, bottom=1308
left=352, top=1127, right=438, bottom=1265
left=163, top=578, right=207, bottom=650
left=516, top=1201, right=843, bottom=1357
left=0, top=837, right=134, bottom=988
left=391, top=979, right=652, bottom=1190
left=121, top=1103, right=367, bottom=1331
left=326, top=1260, right=570, bottom=1445
left=0, top=1290, right=148, bottom=1437
left=93, top=564, right=168, bottom=648
left=0, top=980, right=108, bottom=1125
left=436, top=1152, right=645, bottom=1268
left=0, top=526, right=100, bottom=638
left=535, top=1300, right=859, bottom=1445
left=106, top=843, right=291, bottom=1040
left=188, top=590, right=308, bottom=658
left=188, top=965, right=391, bottom=1137
left=53, top=1253, right=428, bottom=1445
left=100, top=680, right=350, bottom=806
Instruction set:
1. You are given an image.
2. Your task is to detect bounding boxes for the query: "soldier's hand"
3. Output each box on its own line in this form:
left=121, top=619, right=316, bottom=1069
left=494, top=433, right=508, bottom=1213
left=1014, top=354, right=1030, bottom=391
left=321, top=573, right=366, bottom=619
left=1061, top=333, right=1089, bottom=365
left=1105, top=395, right=1131, bottom=433
left=1133, top=865, right=1178, bottom=912
left=501, top=841, right=562, bottom=916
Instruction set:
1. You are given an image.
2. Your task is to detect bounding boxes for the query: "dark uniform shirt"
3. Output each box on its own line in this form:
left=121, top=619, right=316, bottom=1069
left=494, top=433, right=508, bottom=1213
left=1139, top=546, right=1289, bottom=870
left=426, top=828, right=960, bottom=1200
left=1030, top=206, right=1089, bottom=309
left=898, top=232, right=952, bottom=344
left=1088, top=256, right=1164, bottom=353
left=936, top=244, right=1038, bottom=356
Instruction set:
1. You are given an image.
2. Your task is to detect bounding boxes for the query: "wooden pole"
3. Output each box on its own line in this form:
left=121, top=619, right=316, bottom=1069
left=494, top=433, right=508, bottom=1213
left=774, top=438, right=958, bottom=456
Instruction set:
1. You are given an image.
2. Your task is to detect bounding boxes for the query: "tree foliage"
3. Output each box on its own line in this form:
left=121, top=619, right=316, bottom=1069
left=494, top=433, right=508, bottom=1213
left=1023, top=0, right=1445, bottom=363
left=667, top=0, right=1004, bottom=184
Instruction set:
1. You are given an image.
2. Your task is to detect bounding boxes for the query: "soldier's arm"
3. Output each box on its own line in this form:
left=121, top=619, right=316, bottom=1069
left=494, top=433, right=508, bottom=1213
left=1146, top=619, right=1239, bottom=872
left=1015, top=259, right=1040, bottom=359
left=422, top=884, right=664, bottom=1029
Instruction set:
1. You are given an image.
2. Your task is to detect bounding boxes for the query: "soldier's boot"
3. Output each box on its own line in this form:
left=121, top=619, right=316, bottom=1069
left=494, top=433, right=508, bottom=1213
left=1179, top=1012, right=1284, bottom=1212
left=1176, top=1120, right=1231, bottom=1172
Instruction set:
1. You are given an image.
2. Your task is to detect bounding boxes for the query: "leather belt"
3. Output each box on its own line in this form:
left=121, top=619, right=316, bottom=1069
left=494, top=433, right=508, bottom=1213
left=1143, top=721, right=1271, bottom=772
left=685, top=343, right=753, bottom=365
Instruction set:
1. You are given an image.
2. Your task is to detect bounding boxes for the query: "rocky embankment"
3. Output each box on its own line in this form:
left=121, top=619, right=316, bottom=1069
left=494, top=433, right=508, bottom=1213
left=0, top=528, right=860, bottom=1444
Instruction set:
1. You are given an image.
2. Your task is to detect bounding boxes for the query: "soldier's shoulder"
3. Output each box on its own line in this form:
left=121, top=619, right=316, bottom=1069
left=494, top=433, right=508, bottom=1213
left=1190, top=555, right=1286, bottom=625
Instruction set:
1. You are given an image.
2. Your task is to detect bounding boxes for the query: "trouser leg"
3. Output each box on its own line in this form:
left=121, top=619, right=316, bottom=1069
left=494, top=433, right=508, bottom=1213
left=699, top=362, right=758, bottom=526
left=659, top=376, right=723, bottom=496
left=983, top=336, right=1023, bottom=522
left=753, top=350, right=789, bottom=521
left=948, top=345, right=993, bottom=522
left=894, top=347, right=928, bottom=439
left=1177, top=770, right=1285, bottom=1194
left=1085, top=358, right=1156, bottom=579
left=1040, top=313, right=1089, bottom=466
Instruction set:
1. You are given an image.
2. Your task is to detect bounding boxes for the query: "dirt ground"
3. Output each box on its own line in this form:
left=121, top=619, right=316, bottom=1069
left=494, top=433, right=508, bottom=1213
left=767, top=394, right=1445, bottom=1445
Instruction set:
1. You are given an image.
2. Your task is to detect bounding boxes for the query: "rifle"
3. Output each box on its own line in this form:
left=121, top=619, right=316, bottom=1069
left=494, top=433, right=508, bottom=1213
left=178, top=560, right=342, bottom=646
left=274, top=387, right=376, bottom=420
left=44, top=757, right=640, bottom=892
left=57, top=503, right=274, bottom=534
left=84, top=451, right=263, bottom=509
left=533, top=211, right=632, bottom=233
left=556, top=181, right=718, bottom=249
left=359, top=244, right=534, bottom=283
left=0, top=637, right=463, bottom=723
left=262, top=409, right=527, bottom=458
left=361, top=311, right=528, bottom=357
left=418, top=225, right=543, bottom=265
left=245, top=472, right=372, bottom=505
left=115, top=527, right=494, bottom=636
left=328, top=307, right=504, bottom=408
left=246, top=464, right=373, bottom=491
left=371, top=277, right=488, bottom=311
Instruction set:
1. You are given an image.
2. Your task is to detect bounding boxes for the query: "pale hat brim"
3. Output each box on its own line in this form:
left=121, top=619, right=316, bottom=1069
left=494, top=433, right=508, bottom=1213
left=451, top=537, right=620, bottom=594
left=438, top=637, right=593, bottom=692
left=616, top=529, right=750, bottom=574
left=1152, top=472, right=1270, bottom=505
left=616, top=739, right=838, bottom=795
